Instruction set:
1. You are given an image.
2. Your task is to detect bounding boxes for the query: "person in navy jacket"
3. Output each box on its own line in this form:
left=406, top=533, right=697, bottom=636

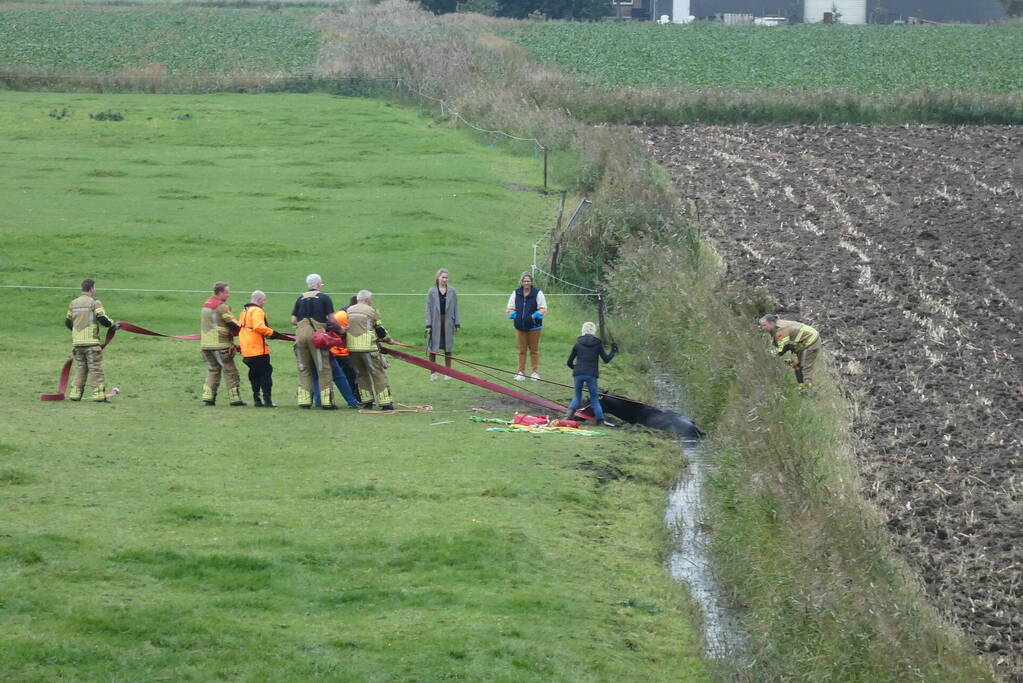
left=565, top=321, right=617, bottom=425
left=505, top=272, right=547, bottom=381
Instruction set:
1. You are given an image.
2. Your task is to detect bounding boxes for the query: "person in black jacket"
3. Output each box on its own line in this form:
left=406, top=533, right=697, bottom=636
left=565, top=322, right=617, bottom=425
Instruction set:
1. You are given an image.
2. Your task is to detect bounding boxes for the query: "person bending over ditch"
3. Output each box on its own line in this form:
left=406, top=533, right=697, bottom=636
left=758, top=314, right=821, bottom=389
left=565, top=321, right=617, bottom=426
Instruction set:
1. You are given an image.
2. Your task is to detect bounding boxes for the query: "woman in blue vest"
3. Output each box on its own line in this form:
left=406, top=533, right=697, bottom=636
left=505, top=271, right=547, bottom=381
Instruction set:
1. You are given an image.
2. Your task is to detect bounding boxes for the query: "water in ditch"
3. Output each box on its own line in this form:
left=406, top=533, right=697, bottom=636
left=652, top=370, right=746, bottom=662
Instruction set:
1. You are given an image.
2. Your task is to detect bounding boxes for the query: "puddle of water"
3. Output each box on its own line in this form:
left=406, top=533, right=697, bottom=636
left=652, top=371, right=746, bottom=661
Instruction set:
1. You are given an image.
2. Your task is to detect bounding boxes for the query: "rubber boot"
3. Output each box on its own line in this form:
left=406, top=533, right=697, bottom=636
left=202, top=384, right=216, bottom=406
left=228, top=386, right=246, bottom=407
left=68, top=385, right=84, bottom=401
left=320, top=388, right=337, bottom=410
left=377, top=388, right=394, bottom=411
left=297, top=388, right=312, bottom=409
left=91, top=384, right=109, bottom=403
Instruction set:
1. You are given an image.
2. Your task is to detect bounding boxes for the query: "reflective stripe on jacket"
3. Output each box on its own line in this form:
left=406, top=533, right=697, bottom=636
left=201, top=297, right=236, bottom=350
left=346, top=302, right=382, bottom=352
left=771, top=320, right=820, bottom=356
left=238, top=304, right=273, bottom=357
left=67, top=294, right=106, bottom=346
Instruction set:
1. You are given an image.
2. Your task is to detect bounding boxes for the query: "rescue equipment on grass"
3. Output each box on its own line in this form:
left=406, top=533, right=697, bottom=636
left=469, top=415, right=600, bottom=436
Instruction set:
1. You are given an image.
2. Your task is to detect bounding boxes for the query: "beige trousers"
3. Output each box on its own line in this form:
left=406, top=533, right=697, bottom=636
left=202, top=347, right=240, bottom=392
left=514, top=329, right=542, bottom=373
left=72, top=345, right=104, bottom=392
left=350, top=351, right=391, bottom=404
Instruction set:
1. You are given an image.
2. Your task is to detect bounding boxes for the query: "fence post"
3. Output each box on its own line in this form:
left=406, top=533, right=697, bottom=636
left=543, top=147, right=548, bottom=193
left=597, top=294, right=608, bottom=347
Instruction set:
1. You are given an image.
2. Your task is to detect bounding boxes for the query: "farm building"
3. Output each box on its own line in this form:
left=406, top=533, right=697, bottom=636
left=615, top=0, right=1005, bottom=24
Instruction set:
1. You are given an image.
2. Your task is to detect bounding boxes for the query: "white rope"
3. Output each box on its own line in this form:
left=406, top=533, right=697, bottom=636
left=0, top=284, right=591, bottom=296
left=403, top=81, right=545, bottom=150
left=531, top=266, right=600, bottom=294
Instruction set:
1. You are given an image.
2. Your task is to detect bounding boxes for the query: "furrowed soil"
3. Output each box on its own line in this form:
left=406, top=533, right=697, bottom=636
left=642, top=124, right=1023, bottom=676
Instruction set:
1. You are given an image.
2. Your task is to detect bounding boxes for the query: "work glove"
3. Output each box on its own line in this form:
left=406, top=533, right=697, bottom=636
left=566, top=361, right=574, bottom=369
left=111, top=322, right=121, bottom=331
left=425, top=326, right=432, bottom=334
left=508, top=312, right=517, bottom=319
left=531, top=312, right=544, bottom=320
left=611, top=342, right=619, bottom=353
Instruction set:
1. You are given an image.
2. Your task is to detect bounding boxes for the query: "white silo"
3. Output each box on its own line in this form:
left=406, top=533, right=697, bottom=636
left=804, top=0, right=866, bottom=25
left=672, top=0, right=691, bottom=23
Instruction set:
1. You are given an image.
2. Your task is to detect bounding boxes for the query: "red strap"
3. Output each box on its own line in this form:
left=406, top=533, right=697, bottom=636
left=384, top=347, right=577, bottom=417
left=41, top=323, right=122, bottom=401
left=42, top=321, right=297, bottom=401
left=42, top=322, right=198, bottom=401
left=115, top=322, right=200, bottom=340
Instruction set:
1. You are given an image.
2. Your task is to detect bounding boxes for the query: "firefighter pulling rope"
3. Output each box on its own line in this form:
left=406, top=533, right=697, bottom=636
left=41, top=302, right=703, bottom=437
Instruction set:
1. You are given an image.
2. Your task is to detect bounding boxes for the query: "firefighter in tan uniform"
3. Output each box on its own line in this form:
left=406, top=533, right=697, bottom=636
left=65, top=278, right=117, bottom=401
left=200, top=281, right=244, bottom=406
left=291, top=273, right=343, bottom=409
left=347, top=289, right=396, bottom=411
left=759, top=314, right=821, bottom=388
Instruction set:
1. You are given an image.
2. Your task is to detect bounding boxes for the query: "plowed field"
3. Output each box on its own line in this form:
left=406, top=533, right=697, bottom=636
left=642, top=124, right=1023, bottom=675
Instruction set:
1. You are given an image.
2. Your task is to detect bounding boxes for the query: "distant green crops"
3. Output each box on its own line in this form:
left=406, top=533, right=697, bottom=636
left=0, top=7, right=320, bottom=74
left=514, top=23, right=1023, bottom=94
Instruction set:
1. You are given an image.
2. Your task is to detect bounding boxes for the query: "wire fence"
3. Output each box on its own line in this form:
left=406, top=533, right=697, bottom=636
left=0, top=285, right=592, bottom=297
left=3, top=71, right=608, bottom=324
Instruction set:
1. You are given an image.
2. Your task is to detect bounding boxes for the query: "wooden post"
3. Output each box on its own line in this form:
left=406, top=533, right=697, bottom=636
left=543, top=147, right=548, bottom=194
left=597, top=294, right=608, bottom=347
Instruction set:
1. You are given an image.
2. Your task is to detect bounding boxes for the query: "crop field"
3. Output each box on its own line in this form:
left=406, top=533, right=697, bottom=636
left=0, top=5, right=320, bottom=75
left=642, top=123, right=1023, bottom=677
left=514, top=23, right=1023, bottom=94
left=0, top=91, right=710, bottom=679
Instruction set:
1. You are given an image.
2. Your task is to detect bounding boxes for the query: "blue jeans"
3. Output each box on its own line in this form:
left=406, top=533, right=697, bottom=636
left=568, top=375, right=603, bottom=421
left=312, top=357, right=360, bottom=408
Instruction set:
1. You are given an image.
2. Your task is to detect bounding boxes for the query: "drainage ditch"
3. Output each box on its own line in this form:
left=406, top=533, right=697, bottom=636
left=651, top=370, right=746, bottom=662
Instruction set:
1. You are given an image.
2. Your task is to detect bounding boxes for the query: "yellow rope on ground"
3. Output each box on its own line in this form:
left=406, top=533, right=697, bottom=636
left=357, top=404, right=434, bottom=415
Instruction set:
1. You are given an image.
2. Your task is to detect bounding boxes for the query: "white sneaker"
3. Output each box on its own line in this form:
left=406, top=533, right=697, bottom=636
left=514, top=372, right=525, bottom=381
left=443, top=374, right=451, bottom=380
left=430, top=373, right=438, bottom=381
left=530, top=372, right=541, bottom=381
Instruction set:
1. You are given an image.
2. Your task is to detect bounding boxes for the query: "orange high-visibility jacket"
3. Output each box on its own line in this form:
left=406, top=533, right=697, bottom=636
left=238, top=304, right=274, bottom=357
left=329, top=309, right=350, bottom=358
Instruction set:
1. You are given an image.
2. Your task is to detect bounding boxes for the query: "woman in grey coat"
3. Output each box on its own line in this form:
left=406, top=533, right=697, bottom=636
left=425, top=268, right=460, bottom=380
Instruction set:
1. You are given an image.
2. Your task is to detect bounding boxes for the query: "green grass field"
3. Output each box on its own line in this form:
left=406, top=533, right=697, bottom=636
left=0, top=92, right=710, bottom=680
left=514, top=23, right=1023, bottom=93
left=0, top=5, right=320, bottom=75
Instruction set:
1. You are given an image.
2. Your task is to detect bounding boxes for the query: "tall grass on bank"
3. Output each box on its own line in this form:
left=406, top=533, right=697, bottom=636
left=311, top=2, right=994, bottom=677
left=605, top=244, right=992, bottom=679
